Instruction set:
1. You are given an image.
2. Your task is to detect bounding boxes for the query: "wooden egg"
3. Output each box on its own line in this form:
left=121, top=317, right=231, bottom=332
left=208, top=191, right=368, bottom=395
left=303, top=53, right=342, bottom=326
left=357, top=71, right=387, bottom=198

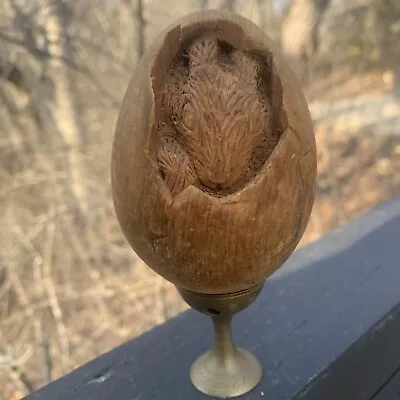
left=111, top=10, right=317, bottom=295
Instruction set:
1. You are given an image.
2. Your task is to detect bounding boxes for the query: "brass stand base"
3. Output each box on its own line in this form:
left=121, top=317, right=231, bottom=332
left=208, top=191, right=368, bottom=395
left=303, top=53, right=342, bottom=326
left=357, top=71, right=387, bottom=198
left=190, top=347, right=263, bottom=398
left=178, top=284, right=264, bottom=398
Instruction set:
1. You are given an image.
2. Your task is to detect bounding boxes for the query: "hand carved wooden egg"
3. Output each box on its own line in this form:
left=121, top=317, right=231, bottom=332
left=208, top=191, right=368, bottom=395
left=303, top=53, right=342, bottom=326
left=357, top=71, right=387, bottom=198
left=111, top=10, right=317, bottom=295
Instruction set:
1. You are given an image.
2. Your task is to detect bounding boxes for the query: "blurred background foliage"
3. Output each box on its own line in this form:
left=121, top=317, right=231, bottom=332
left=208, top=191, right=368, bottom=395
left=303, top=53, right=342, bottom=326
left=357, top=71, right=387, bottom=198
left=0, top=0, right=399, bottom=398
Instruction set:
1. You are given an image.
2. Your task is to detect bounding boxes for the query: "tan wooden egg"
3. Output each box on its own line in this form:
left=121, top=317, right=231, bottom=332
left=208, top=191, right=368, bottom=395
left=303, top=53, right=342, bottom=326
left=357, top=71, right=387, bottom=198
left=111, top=10, right=317, bottom=295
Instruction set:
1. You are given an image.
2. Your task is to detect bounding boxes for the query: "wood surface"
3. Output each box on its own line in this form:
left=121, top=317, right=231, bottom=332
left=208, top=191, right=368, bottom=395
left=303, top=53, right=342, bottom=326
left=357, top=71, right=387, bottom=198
left=111, top=10, right=317, bottom=294
left=25, top=196, right=400, bottom=400
left=294, top=298, right=400, bottom=400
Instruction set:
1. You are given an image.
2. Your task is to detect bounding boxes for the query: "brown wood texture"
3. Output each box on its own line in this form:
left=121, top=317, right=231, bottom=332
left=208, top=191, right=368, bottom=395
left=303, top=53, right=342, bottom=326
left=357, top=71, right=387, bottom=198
left=111, top=10, right=317, bottom=295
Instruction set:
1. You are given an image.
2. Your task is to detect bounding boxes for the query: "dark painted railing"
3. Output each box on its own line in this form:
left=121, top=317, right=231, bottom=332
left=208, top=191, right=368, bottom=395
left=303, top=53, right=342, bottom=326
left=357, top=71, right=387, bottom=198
left=25, top=195, right=400, bottom=400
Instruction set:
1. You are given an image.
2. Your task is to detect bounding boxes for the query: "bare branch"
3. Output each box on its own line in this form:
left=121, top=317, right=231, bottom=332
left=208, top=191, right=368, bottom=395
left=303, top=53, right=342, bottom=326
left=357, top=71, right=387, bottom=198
left=42, top=211, right=70, bottom=367
left=0, top=354, right=35, bottom=392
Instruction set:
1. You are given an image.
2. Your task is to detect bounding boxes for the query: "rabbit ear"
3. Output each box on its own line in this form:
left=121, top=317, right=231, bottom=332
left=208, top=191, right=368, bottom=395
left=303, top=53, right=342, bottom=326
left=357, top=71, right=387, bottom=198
left=186, top=36, right=218, bottom=68
left=231, top=50, right=259, bottom=82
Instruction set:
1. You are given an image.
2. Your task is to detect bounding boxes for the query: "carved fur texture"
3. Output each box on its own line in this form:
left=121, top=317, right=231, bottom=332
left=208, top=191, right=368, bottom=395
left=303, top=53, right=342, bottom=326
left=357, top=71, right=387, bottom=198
left=156, top=34, right=284, bottom=197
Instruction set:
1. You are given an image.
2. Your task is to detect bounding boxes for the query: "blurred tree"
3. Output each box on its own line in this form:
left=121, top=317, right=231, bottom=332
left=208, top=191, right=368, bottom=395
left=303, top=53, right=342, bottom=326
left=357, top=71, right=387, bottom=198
left=221, top=0, right=237, bottom=10
left=281, top=0, right=330, bottom=82
left=368, top=0, right=400, bottom=97
left=314, top=0, right=400, bottom=83
left=43, top=1, right=87, bottom=214
left=366, top=0, right=400, bottom=60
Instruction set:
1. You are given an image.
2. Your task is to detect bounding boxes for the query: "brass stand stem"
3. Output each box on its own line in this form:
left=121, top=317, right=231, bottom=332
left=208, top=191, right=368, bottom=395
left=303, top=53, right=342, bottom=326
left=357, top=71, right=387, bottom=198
left=177, top=285, right=264, bottom=397
left=212, top=316, right=237, bottom=371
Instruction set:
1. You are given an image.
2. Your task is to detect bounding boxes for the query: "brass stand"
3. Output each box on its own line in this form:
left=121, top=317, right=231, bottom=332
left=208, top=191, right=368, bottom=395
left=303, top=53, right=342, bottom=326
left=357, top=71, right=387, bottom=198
left=178, top=284, right=264, bottom=398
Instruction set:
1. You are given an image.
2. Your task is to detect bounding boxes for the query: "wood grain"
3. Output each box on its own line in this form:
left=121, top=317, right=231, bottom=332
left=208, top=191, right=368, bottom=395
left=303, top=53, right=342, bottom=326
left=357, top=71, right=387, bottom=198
left=111, top=10, right=317, bottom=294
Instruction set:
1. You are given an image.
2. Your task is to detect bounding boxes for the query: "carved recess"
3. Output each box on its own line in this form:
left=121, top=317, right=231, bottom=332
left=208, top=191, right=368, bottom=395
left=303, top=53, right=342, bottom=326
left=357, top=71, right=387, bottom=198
left=154, top=33, right=287, bottom=197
